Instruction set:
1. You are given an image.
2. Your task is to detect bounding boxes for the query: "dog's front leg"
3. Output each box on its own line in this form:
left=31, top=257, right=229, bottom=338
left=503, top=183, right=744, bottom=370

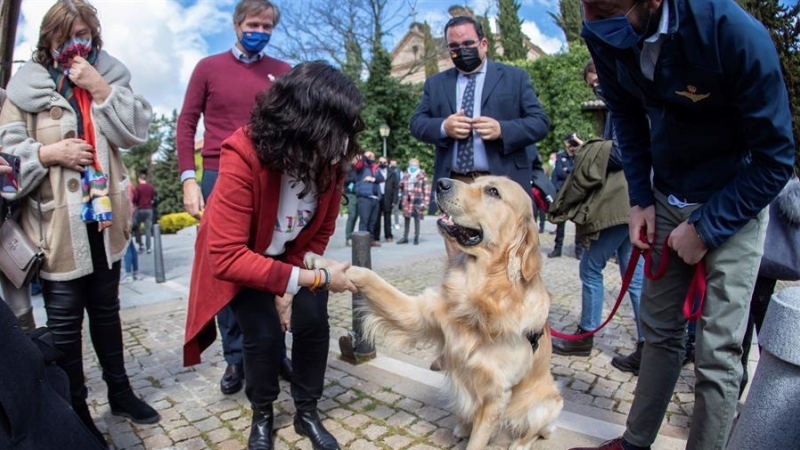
left=347, top=266, right=438, bottom=340
left=466, top=391, right=510, bottom=450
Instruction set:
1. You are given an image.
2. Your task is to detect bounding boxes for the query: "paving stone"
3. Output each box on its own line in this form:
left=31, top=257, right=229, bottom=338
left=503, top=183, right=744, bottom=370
left=386, top=410, right=416, bottom=428
left=110, top=431, right=141, bottom=449
left=343, top=413, right=373, bottom=430
left=142, top=433, right=173, bottom=449
left=362, top=424, right=390, bottom=440
left=407, top=420, right=437, bottom=437
left=193, top=416, right=222, bottom=432
left=395, top=398, right=423, bottom=412
left=416, top=405, right=449, bottom=422
left=168, top=425, right=200, bottom=442
left=205, top=427, right=231, bottom=444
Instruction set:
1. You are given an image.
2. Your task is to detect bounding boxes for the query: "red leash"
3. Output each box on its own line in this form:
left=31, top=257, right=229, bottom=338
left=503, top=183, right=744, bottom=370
left=550, top=231, right=707, bottom=341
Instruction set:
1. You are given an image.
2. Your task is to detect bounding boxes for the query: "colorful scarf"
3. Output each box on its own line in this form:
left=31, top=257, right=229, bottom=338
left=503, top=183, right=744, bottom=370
left=47, top=46, right=112, bottom=225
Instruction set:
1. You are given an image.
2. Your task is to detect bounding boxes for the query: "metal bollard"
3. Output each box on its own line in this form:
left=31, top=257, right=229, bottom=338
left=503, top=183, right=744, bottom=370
left=338, top=231, right=377, bottom=364
left=153, top=224, right=166, bottom=283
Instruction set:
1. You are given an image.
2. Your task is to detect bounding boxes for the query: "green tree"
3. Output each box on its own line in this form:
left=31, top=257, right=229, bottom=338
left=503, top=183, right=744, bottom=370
left=497, top=0, right=526, bottom=61
left=510, top=45, right=595, bottom=159
left=477, top=15, right=498, bottom=60
left=549, top=0, right=582, bottom=47
left=421, top=22, right=440, bottom=78
left=737, top=0, right=800, bottom=172
left=149, top=111, right=183, bottom=216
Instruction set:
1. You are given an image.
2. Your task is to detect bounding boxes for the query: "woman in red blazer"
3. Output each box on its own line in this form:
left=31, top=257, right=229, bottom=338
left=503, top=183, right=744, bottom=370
left=184, top=62, right=362, bottom=450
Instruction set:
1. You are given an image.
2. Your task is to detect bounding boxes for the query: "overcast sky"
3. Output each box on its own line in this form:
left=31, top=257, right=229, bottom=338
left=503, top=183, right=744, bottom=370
left=13, top=0, right=569, bottom=118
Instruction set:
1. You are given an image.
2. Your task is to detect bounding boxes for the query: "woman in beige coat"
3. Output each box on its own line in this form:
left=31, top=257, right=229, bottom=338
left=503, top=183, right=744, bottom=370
left=0, top=1, right=158, bottom=445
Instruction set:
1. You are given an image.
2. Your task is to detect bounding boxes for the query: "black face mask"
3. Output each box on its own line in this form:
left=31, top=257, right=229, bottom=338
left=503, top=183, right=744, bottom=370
left=451, top=47, right=482, bottom=73
left=593, top=85, right=606, bottom=103
left=379, top=163, right=387, bottom=168
left=365, top=157, right=374, bottom=165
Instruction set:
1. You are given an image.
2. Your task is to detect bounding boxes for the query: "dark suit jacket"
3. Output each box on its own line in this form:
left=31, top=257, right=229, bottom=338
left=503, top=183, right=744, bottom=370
left=381, top=167, right=400, bottom=209
left=409, top=60, right=550, bottom=194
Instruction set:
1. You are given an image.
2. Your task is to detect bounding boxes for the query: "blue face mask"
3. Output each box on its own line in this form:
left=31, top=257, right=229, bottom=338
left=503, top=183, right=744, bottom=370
left=239, top=30, right=270, bottom=55
left=408, top=165, right=418, bottom=173
left=583, top=4, right=643, bottom=49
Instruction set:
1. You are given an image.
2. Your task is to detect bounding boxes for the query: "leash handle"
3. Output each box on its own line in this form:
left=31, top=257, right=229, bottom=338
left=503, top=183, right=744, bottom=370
left=550, top=245, right=644, bottom=341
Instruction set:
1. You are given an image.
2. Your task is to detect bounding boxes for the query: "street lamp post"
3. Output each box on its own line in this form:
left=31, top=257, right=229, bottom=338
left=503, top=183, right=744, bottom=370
left=379, top=123, right=390, bottom=158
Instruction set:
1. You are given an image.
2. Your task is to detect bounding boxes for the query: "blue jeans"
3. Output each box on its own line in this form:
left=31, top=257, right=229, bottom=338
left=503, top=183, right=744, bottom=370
left=579, top=224, right=644, bottom=341
left=124, top=238, right=138, bottom=274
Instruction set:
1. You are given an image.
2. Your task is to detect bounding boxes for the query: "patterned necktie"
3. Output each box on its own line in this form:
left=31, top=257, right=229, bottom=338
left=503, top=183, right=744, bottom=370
left=456, top=74, right=476, bottom=173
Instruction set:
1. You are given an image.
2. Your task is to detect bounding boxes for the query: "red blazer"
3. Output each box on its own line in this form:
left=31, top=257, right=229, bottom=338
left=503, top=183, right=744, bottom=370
left=183, top=128, right=343, bottom=366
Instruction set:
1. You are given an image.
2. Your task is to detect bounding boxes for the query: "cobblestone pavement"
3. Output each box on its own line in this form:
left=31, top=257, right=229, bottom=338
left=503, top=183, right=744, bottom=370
left=73, top=218, right=795, bottom=449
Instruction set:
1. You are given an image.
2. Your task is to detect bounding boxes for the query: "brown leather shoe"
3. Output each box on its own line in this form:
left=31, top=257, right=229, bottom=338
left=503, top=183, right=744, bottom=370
left=552, top=326, right=593, bottom=357
left=569, top=437, right=647, bottom=450
left=370, top=241, right=382, bottom=247
left=386, top=237, right=393, bottom=242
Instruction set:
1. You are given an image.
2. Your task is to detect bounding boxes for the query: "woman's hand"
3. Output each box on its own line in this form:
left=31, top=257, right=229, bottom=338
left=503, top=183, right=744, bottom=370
left=39, top=138, right=94, bottom=171
left=69, top=56, right=111, bottom=104
left=326, top=261, right=357, bottom=293
left=275, top=293, right=294, bottom=332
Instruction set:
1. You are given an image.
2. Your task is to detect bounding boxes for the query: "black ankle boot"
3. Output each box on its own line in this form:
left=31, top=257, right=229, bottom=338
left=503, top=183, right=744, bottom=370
left=611, top=341, right=644, bottom=375
left=73, top=399, right=108, bottom=447
left=397, top=237, right=409, bottom=244
left=109, top=386, right=160, bottom=424
left=552, top=327, right=593, bottom=356
left=248, top=406, right=274, bottom=450
left=683, top=333, right=696, bottom=366
left=294, top=409, right=340, bottom=450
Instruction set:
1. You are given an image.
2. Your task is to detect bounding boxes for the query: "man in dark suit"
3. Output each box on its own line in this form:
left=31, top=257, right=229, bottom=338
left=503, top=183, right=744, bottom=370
left=409, top=15, right=550, bottom=196
left=374, top=156, right=400, bottom=242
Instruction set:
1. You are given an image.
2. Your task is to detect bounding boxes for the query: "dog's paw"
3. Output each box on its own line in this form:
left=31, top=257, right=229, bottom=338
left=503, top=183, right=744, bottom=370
left=303, top=253, right=329, bottom=269
left=346, top=265, right=371, bottom=287
left=453, top=422, right=472, bottom=439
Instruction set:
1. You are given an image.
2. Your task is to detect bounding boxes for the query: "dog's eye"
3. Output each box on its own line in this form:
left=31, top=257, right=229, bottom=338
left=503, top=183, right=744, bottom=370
left=485, top=186, right=501, bottom=199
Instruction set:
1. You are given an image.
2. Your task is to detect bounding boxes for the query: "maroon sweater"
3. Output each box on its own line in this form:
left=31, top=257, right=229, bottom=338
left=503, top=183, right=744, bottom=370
left=177, top=51, right=291, bottom=173
left=133, top=183, right=156, bottom=209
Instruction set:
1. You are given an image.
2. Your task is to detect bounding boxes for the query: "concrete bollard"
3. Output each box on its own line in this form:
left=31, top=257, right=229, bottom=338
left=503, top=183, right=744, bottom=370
left=728, top=287, right=800, bottom=449
left=153, top=224, right=166, bottom=284
left=338, top=231, right=377, bottom=364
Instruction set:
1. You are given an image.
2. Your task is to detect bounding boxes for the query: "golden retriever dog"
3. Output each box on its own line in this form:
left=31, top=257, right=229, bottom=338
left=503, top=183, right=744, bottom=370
left=306, top=176, right=563, bottom=450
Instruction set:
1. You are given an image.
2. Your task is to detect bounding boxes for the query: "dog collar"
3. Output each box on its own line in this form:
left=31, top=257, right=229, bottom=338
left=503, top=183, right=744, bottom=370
left=527, top=330, right=544, bottom=353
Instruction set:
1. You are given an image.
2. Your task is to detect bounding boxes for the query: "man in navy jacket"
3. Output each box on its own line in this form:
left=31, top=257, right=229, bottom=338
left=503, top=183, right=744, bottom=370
left=571, top=1, right=795, bottom=450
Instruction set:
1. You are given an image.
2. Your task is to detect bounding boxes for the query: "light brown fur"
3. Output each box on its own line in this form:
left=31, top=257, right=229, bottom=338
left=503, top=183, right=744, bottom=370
left=306, top=176, right=563, bottom=450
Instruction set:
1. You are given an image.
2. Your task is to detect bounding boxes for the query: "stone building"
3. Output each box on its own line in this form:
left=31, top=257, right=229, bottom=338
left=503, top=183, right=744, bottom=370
left=389, top=6, right=546, bottom=84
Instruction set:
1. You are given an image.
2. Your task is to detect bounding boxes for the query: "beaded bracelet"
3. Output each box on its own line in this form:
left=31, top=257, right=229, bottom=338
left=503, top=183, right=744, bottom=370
left=320, top=268, right=331, bottom=290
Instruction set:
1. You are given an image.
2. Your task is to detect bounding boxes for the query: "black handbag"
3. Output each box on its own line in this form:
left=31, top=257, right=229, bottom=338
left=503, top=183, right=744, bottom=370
left=758, top=177, right=800, bottom=281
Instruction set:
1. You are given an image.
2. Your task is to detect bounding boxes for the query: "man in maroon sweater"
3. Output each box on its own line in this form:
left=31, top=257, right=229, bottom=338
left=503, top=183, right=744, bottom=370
left=132, top=171, right=156, bottom=254
left=176, top=0, right=292, bottom=396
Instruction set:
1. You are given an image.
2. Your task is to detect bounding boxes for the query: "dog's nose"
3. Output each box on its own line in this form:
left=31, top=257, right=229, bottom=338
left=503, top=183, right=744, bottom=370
left=437, top=178, right=453, bottom=193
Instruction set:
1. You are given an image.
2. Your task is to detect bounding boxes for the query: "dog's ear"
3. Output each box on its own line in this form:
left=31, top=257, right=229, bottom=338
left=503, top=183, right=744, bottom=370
left=507, top=218, right=541, bottom=282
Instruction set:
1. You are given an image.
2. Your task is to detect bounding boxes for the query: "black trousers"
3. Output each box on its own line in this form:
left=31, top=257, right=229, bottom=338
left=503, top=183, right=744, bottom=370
left=230, top=286, right=330, bottom=412
left=373, top=197, right=394, bottom=241
left=42, top=223, right=128, bottom=403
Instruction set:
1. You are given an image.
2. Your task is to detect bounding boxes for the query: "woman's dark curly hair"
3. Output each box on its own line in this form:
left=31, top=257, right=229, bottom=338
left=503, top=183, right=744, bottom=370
left=248, top=61, right=365, bottom=198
